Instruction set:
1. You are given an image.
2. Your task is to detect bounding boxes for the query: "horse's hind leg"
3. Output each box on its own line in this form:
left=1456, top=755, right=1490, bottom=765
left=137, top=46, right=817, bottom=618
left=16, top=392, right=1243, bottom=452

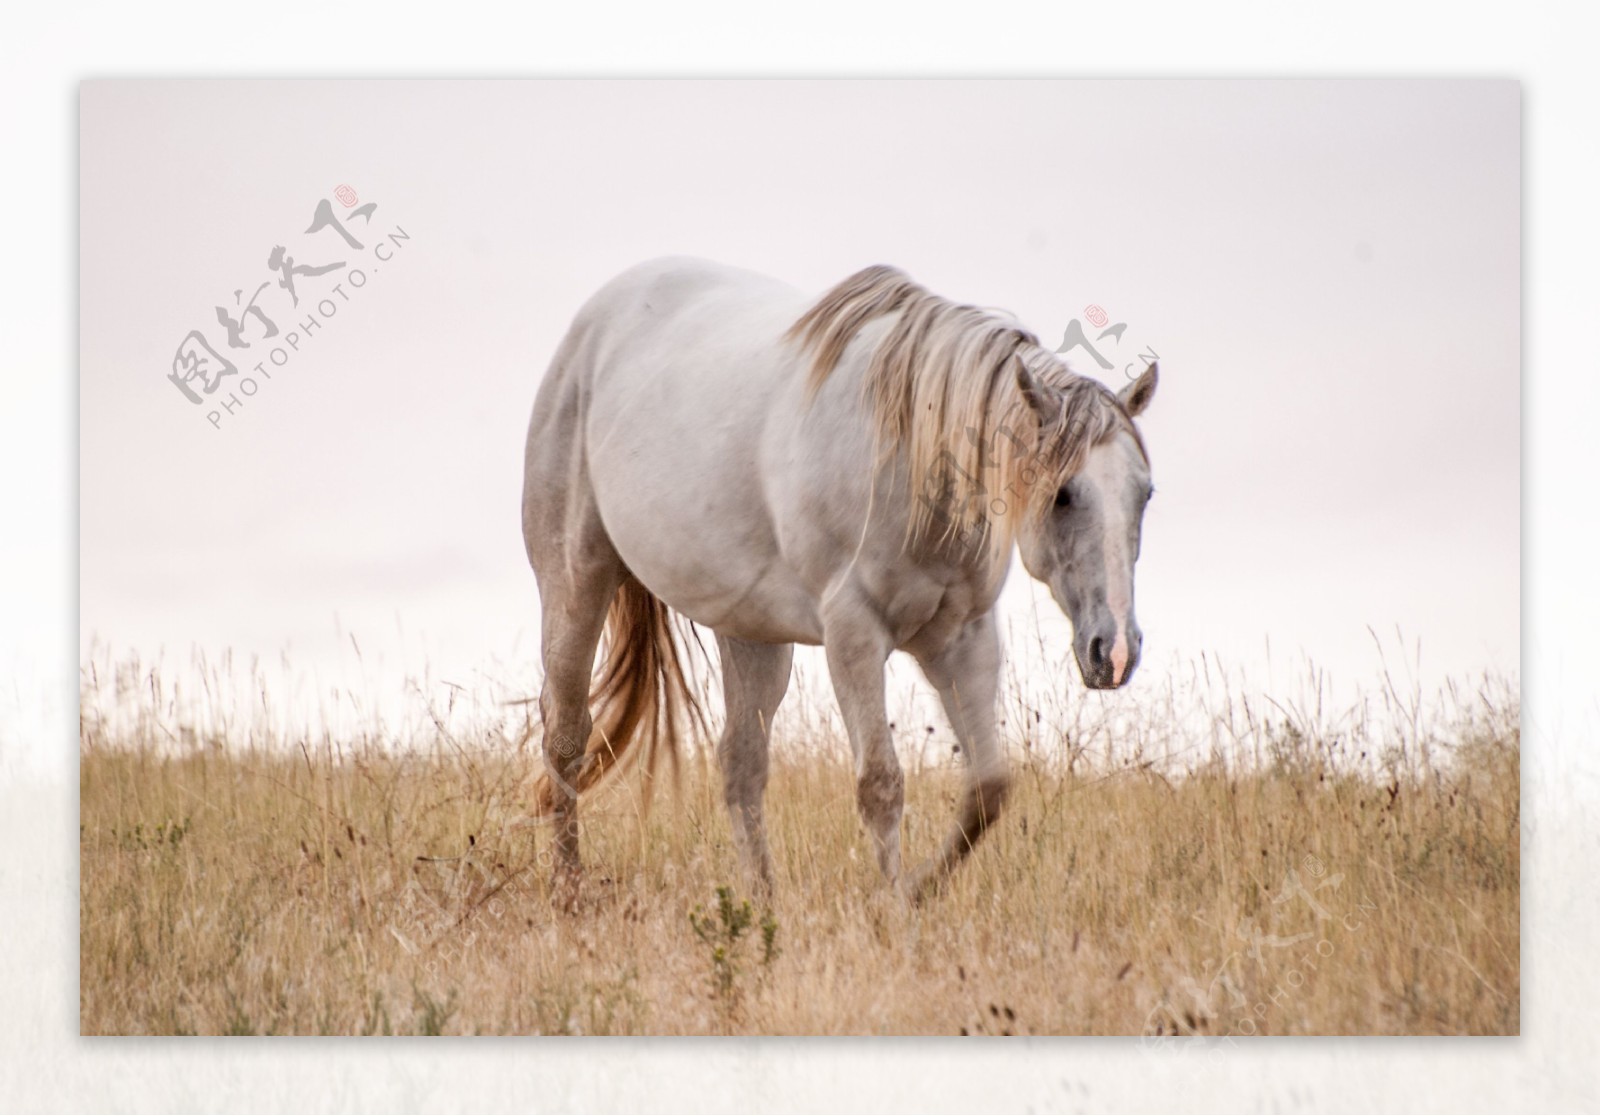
left=909, top=613, right=1010, bottom=900
left=531, top=557, right=622, bottom=908
left=523, top=444, right=627, bottom=907
left=714, top=635, right=793, bottom=897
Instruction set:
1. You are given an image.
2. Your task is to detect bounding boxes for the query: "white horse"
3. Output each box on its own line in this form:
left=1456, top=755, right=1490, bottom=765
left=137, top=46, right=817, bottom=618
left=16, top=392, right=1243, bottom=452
left=521, top=257, right=1157, bottom=903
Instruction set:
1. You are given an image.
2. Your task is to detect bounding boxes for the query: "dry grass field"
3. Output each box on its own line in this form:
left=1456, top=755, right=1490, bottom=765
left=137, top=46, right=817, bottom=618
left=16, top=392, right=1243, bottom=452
left=79, top=649, right=1519, bottom=1036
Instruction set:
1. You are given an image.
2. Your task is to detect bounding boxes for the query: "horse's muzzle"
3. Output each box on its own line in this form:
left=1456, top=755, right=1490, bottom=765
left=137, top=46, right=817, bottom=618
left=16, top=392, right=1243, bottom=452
left=1075, top=620, right=1142, bottom=690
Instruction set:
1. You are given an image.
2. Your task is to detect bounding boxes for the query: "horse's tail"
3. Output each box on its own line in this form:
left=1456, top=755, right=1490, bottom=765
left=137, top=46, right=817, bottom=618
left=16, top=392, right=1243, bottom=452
left=531, top=576, right=707, bottom=815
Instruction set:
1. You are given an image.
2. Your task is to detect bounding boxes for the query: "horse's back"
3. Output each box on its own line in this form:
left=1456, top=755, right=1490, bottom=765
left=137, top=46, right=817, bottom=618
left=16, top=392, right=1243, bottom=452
left=527, top=257, right=794, bottom=456
left=578, top=256, right=801, bottom=342
left=569, top=255, right=810, bottom=439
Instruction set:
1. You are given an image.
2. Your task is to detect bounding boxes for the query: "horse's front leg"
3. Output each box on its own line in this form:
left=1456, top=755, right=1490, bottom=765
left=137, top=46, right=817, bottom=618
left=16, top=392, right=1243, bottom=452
left=821, top=587, right=903, bottom=887
left=910, top=612, right=1010, bottom=899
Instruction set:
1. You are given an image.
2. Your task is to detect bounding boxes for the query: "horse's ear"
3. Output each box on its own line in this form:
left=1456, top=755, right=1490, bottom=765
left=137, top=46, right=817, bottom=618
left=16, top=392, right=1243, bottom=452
left=1014, top=356, right=1062, bottom=425
left=1119, top=361, right=1158, bottom=417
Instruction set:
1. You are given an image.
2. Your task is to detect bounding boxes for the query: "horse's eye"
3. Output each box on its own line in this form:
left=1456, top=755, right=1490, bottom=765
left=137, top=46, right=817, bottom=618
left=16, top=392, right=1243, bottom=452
left=1054, top=488, right=1071, bottom=509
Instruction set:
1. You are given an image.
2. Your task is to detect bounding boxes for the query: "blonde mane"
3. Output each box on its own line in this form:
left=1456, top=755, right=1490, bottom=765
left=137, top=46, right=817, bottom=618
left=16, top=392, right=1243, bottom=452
left=785, top=264, right=1144, bottom=564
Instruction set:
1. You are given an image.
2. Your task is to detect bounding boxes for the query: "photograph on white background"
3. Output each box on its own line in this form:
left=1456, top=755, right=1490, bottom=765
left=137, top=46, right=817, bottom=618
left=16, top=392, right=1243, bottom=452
left=78, top=79, right=1518, bottom=1036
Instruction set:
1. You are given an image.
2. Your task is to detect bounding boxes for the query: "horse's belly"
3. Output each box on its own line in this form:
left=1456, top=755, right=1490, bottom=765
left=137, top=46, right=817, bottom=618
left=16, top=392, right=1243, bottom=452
left=699, top=570, right=825, bottom=645
left=604, top=510, right=823, bottom=644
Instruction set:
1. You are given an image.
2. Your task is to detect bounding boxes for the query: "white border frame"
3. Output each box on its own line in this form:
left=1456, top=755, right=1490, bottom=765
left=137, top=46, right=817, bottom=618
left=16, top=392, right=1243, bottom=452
left=5, top=2, right=1595, bottom=1111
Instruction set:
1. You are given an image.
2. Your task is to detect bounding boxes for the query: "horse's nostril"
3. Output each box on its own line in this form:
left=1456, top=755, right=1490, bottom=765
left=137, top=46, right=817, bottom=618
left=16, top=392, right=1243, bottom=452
left=1089, top=636, right=1105, bottom=668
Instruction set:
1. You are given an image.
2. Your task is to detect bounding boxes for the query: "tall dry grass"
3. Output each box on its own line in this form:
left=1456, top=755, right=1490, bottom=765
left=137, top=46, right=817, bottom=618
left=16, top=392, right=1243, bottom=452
left=79, top=644, right=1518, bottom=1036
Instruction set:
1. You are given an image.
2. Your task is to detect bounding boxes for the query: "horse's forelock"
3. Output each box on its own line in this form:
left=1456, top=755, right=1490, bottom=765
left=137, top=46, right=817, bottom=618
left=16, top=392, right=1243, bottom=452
left=997, top=357, right=1146, bottom=533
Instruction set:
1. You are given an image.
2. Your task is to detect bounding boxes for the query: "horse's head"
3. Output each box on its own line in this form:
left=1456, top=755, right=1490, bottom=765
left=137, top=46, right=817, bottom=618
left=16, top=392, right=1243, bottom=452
left=1014, top=361, right=1158, bottom=690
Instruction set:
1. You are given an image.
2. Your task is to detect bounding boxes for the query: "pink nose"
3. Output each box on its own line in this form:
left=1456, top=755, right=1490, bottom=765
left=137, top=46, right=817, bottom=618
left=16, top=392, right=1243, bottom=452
left=1111, top=631, right=1130, bottom=686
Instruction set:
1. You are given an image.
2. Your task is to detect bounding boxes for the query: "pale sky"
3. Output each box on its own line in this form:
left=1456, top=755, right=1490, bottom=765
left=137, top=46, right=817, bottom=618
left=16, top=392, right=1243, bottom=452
left=79, top=79, right=1519, bottom=724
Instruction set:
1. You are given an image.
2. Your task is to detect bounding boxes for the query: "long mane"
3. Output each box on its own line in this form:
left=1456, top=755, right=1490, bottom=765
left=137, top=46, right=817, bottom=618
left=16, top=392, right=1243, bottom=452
left=785, top=264, right=1143, bottom=564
